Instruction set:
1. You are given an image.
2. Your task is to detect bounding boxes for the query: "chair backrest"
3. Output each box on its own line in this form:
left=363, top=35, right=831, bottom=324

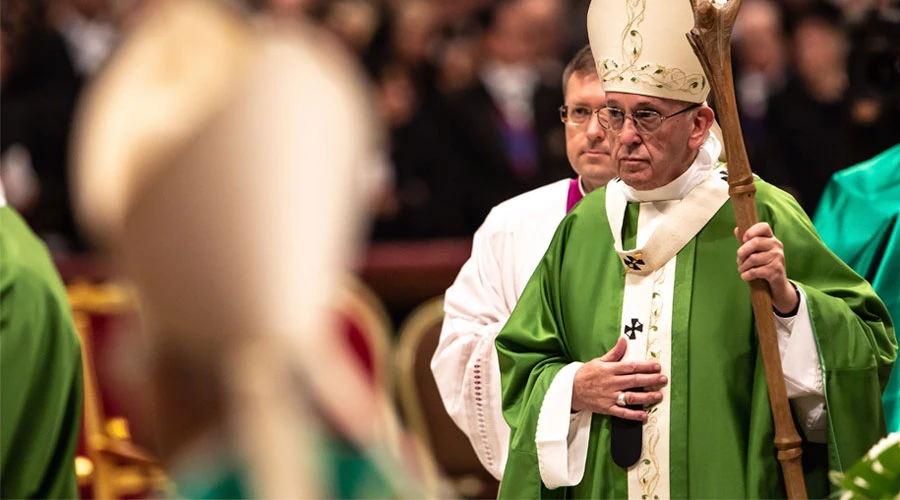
left=336, top=277, right=393, bottom=390
left=395, top=297, right=499, bottom=499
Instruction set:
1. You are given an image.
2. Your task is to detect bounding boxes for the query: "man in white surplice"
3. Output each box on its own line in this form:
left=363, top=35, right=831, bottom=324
left=430, top=45, right=616, bottom=480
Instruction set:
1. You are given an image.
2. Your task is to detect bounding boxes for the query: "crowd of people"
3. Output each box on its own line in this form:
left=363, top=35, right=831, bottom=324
left=1, top=0, right=898, bottom=498
left=2, top=0, right=898, bottom=251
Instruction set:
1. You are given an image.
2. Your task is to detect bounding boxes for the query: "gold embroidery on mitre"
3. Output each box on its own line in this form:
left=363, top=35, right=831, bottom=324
left=596, top=0, right=706, bottom=94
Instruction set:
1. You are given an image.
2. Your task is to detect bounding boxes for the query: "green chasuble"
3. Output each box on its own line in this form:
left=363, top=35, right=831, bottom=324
left=496, top=177, right=895, bottom=499
left=0, top=206, right=83, bottom=499
left=813, top=143, right=900, bottom=432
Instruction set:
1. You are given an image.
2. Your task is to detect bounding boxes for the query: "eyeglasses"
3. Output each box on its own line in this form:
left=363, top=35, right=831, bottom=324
left=559, top=105, right=610, bottom=128
left=602, top=103, right=701, bottom=134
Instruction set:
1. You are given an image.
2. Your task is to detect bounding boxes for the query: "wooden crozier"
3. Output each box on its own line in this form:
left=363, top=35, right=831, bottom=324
left=686, top=0, right=808, bottom=498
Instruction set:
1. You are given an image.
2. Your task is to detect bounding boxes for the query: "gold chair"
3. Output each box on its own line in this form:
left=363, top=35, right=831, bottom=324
left=67, top=281, right=169, bottom=499
left=337, top=276, right=424, bottom=471
left=395, top=297, right=500, bottom=499
left=70, top=276, right=395, bottom=498
left=335, top=277, right=394, bottom=391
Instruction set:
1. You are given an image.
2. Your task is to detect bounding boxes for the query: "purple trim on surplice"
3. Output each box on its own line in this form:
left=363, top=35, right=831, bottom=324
left=566, top=178, right=584, bottom=213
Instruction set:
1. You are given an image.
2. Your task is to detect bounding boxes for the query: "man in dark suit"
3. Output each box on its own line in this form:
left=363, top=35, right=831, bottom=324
left=439, top=0, right=570, bottom=231
left=1, top=0, right=85, bottom=253
left=378, top=0, right=570, bottom=239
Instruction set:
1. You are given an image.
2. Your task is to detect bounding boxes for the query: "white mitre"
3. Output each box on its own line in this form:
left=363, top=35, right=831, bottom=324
left=71, top=2, right=388, bottom=496
left=587, top=0, right=727, bottom=161
left=71, top=0, right=379, bottom=356
left=587, top=0, right=710, bottom=103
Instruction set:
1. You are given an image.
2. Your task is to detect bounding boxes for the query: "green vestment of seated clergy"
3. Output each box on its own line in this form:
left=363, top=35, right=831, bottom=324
left=0, top=206, right=83, bottom=499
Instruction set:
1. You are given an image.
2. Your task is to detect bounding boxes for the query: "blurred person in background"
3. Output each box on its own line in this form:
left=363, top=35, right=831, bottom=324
left=321, top=0, right=382, bottom=54
left=47, top=0, right=118, bottom=77
left=433, top=34, right=480, bottom=95
left=813, top=143, right=900, bottom=434
left=765, top=0, right=900, bottom=215
left=519, top=0, right=566, bottom=78
left=71, top=0, right=417, bottom=497
left=764, top=1, right=851, bottom=214
left=258, top=0, right=321, bottom=23
left=564, top=0, right=592, bottom=58
left=777, top=0, right=821, bottom=34
left=433, top=0, right=571, bottom=233
left=432, top=45, right=615, bottom=481
left=843, top=1, right=900, bottom=165
left=1, top=0, right=85, bottom=253
left=0, top=174, right=83, bottom=499
left=365, top=0, right=442, bottom=131
left=838, top=0, right=883, bottom=22
left=362, top=0, right=576, bottom=240
left=731, top=0, right=788, bottom=185
left=367, top=0, right=476, bottom=239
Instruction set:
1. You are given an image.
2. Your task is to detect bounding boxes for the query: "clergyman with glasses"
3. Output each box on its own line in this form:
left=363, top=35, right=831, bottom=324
left=495, top=0, right=895, bottom=498
left=432, top=44, right=615, bottom=482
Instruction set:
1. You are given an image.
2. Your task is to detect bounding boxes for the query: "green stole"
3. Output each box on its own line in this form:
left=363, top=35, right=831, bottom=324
left=496, top=178, right=895, bottom=499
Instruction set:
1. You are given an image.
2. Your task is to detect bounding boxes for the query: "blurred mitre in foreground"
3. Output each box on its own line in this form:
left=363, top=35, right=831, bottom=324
left=72, top=0, right=380, bottom=367
left=71, top=0, right=394, bottom=496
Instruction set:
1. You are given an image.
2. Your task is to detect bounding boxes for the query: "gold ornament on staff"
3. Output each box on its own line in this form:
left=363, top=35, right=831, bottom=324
left=685, top=0, right=808, bottom=498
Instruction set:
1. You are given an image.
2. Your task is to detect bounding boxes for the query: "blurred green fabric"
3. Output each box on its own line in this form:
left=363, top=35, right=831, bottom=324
left=814, top=143, right=900, bottom=432
left=0, top=206, right=83, bottom=499
left=172, top=437, right=396, bottom=499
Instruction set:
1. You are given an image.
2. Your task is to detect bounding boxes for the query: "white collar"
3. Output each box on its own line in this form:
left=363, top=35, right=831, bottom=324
left=0, top=177, right=7, bottom=208
left=480, top=61, right=540, bottom=126
left=620, top=132, right=723, bottom=203
left=606, top=162, right=731, bottom=274
left=480, top=61, right=540, bottom=95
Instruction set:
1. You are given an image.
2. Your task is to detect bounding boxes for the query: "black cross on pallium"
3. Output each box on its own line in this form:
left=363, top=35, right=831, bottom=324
left=623, top=318, right=643, bottom=339
left=719, top=170, right=729, bottom=182
left=623, top=255, right=645, bottom=271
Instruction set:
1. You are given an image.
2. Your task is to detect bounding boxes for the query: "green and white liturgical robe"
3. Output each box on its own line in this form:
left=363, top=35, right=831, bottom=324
left=0, top=205, right=83, bottom=499
left=814, top=143, right=900, bottom=433
left=496, top=162, right=895, bottom=498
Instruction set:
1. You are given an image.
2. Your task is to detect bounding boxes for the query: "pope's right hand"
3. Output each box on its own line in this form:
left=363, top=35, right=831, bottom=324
left=571, top=337, right=667, bottom=421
